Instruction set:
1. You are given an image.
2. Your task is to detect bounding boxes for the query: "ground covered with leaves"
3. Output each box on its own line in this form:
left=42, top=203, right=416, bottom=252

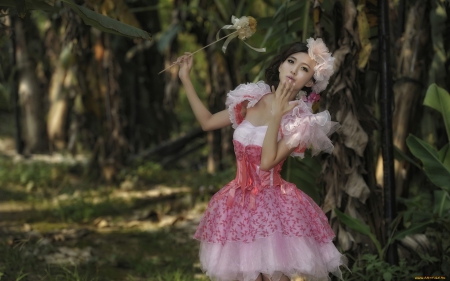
left=0, top=155, right=235, bottom=281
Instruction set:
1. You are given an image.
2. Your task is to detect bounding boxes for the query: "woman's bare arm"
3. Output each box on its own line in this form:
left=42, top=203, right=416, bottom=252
left=177, top=52, right=232, bottom=131
left=260, top=81, right=297, bottom=171
left=260, top=116, right=296, bottom=171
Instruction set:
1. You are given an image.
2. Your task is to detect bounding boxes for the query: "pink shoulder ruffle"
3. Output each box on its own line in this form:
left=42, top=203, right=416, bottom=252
left=280, top=100, right=340, bottom=158
left=225, top=81, right=271, bottom=129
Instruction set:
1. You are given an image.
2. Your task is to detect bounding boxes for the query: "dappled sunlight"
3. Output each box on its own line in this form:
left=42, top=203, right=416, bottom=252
left=0, top=154, right=218, bottom=280
left=1, top=0, right=448, bottom=279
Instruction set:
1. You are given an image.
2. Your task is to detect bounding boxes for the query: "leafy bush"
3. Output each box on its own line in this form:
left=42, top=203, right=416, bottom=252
left=343, top=254, right=421, bottom=281
left=337, top=83, right=450, bottom=279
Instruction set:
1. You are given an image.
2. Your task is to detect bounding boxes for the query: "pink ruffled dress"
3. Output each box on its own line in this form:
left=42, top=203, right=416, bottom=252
left=193, top=81, right=346, bottom=281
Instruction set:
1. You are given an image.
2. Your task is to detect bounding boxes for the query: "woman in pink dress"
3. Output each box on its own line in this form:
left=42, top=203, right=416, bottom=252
left=175, top=38, right=347, bottom=281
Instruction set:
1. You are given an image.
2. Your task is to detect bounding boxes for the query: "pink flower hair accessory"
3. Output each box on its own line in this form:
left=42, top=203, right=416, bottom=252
left=301, top=92, right=321, bottom=104
left=306, top=38, right=335, bottom=93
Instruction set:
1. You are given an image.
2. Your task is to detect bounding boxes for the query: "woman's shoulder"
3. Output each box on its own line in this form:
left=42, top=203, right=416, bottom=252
left=225, top=81, right=271, bottom=107
left=230, top=80, right=271, bottom=93
left=225, top=81, right=272, bottom=129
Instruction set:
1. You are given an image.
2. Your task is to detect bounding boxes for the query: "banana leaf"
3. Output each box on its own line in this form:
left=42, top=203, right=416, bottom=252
left=439, top=144, right=450, bottom=169
left=423, top=83, right=450, bottom=140
left=0, top=0, right=152, bottom=40
left=393, top=145, right=422, bottom=169
left=434, top=190, right=450, bottom=217
left=0, top=0, right=56, bottom=12
left=406, top=134, right=450, bottom=193
left=61, top=0, right=152, bottom=40
left=281, top=153, right=321, bottom=204
left=391, top=221, right=433, bottom=241
left=335, top=208, right=382, bottom=257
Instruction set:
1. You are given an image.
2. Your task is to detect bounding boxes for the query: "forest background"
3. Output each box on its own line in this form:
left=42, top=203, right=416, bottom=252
left=0, top=0, right=449, bottom=280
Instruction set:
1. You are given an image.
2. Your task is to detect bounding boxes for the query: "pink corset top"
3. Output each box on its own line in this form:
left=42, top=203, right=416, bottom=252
left=224, top=120, right=287, bottom=209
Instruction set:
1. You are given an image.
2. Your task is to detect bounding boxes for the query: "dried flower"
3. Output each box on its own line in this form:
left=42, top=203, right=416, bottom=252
left=248, top=16, right=257, bottom=33
left=217, top=15, right=266, bottom=53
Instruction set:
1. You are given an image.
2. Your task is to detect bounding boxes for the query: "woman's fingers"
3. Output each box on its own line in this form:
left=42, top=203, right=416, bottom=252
left=278, top=81, right=286, bottom=97
left=284, top=81, right=291, bottom=97
left=186, top=55, right=193, bottom=68
left=280, top=80, right=293, bottom=100
left=288, top=102, right=296, bottom=111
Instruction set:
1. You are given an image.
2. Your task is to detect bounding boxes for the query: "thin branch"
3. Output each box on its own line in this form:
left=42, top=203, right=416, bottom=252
left=158, top=31, right=238, bottom=74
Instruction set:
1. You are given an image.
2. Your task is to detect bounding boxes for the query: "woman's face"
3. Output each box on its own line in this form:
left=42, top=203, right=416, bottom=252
left=278, top=52, right=316, bottom=92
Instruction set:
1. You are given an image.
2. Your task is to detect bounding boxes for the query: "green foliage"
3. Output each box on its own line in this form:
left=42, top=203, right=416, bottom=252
left=423, top=83, right=450, bottom=139
left=157, top=23, right=182, bottom=52
left=0, top=242, right=35, bottom=281
left=384, top=83, right=450, bottom=277
left=343, top=254, right=421, bottom=281
left=0, top=157, right=69, bottom=188
left=337, top=84, right=450, bottom=276
left=434, top=190, right=450, bottom=218
left=281, top=152, right=322, bottom=204
left=406, top=134, right=450, bottom=192
left=61, top=0, right=152, bottom=40
left=0, top=0, right=56, bottom=12
left=428, top=2, right=448, bottom=87
left=334, top=208, right=383, bottom=258
left=244, top=0, right=314, bottom=80
left=121, top=160, right=235, bottom=190
left=396, top=191, right=450, bottom=276
left=393, top=145, right=422, bottom=169
left=406, top=84, right=450, bottom=197
left=53, top=196, right=131, bottom=223
left=2, top=0, right=152, bottom=40
left=45, top=266, right=98, bottom=281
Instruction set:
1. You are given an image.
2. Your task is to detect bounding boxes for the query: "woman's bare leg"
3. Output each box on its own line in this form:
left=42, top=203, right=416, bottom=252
left=255, top=273, right=263, bottom=281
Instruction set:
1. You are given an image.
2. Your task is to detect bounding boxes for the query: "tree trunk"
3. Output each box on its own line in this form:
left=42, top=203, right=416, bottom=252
left=14, top=15, right=48, bottom=154
left=132, top=0, right=173, bottom=147
left=7, top=16, right=24, bottom=154
left=47, top=42, right=74, bottom=151
left=45, top=9, right=82, bottom=152
left=320, top=0, right=379, bottom=253
left=375, top=1, right=428, bottom=197
left=163, top=0, right=183, bottom=134
left=206, top=45, right=233, bottom=173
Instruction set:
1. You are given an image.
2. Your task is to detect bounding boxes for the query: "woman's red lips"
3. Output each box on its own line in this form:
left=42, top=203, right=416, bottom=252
left=287, top=76, right=295, bottom=82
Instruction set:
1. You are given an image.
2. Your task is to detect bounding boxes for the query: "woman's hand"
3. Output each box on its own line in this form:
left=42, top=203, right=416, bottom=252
left=175, top=52, right=193, bottom=81
left=270, top=80, right=297, bottom=117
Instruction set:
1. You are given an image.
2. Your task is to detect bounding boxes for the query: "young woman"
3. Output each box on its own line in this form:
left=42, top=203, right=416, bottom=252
left=175, top=38, right=347, bottom=281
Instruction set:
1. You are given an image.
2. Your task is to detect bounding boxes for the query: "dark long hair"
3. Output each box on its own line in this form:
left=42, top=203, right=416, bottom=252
left=264, top=42, right=314, bottom=94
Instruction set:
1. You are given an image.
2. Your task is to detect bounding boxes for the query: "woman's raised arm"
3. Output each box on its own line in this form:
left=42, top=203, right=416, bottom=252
left=177, top=52, right=231, bottom=131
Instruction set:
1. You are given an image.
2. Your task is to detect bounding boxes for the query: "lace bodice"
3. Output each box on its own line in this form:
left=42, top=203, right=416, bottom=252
left=233, top=119, right=285, bottom=180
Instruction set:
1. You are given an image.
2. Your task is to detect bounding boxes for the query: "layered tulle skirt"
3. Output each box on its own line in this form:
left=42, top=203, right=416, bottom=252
left=194, top=181, right=347, bottom=281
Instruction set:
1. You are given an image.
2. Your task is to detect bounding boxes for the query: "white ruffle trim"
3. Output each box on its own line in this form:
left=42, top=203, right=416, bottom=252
left=198, top=232, right=347, bottom=281
left=281, top=99, right=340, bottom=158
left=225, top=81, right=271, bottom=129
left=225, top=81, right=340, bottom=157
